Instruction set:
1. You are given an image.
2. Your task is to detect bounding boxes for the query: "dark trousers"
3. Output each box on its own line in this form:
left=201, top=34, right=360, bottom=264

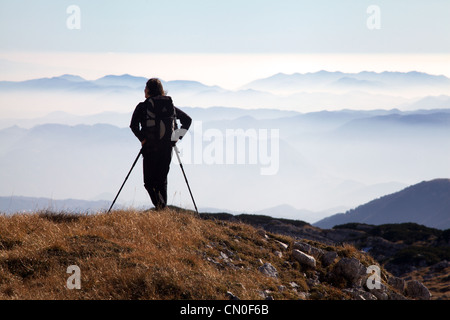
left=142, top=142, right=173, bottom=210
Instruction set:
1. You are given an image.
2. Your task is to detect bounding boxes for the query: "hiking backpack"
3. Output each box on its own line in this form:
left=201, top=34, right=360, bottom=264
left=143, top=96, right=177, bottom=143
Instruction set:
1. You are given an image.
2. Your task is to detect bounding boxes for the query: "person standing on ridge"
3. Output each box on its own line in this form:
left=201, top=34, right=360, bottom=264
left=130, top=78, right=192, bottom=210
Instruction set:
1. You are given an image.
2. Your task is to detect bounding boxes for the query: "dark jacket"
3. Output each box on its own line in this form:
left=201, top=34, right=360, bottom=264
left=130, top=96, right=192, bottom=143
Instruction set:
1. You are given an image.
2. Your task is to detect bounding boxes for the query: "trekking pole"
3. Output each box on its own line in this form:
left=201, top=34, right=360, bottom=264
left=107, top=148, right=142, bottom=213
left=173, top=145, right=199, bottom=215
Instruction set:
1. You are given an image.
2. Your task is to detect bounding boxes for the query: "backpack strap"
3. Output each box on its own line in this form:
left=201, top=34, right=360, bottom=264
left=145, top=98, right=156, bottom=128
left=150, top=97, right=163, bottom=137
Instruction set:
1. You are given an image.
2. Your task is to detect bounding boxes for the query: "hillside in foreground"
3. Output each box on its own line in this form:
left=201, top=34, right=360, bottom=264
left=0, top=207, right=433, bottom=300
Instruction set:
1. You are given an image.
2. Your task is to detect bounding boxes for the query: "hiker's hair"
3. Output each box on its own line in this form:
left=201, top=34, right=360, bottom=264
left=146, top=78, right=166, bottom=97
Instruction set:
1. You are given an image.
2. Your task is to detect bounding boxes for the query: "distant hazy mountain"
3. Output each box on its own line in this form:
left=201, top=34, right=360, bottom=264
left=93, top=74, right=147, bottom=89
left=0, top=74, right=215, bottom=93
left=398, top=95, right=450, bottom=110
left=58, top=74, right=86, bottom=82
left=2, top=71, right=449, bottom=113
left=251, top=204, right=348, bottom=224
left=330, top=76, right=387, bottom=90
left=314, top=179, right=450, bottom=230
left=331, top=111, right=450, bottom=140
left=242, top=71, right=346, bottom=93
left=243, top=70, right=450, bottom=95
left=2, top=71, right=449, bottom=96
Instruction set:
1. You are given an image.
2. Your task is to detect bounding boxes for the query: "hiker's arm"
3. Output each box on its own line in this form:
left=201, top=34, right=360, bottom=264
left=175, top=107, right=192, bottom=131
left=130, top=104, right=146, bottom=143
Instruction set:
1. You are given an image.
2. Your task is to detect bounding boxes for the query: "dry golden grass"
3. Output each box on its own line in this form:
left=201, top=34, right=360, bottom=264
left=0, top=207, right=379, bottom=300
left=402, top=265, right=450, bottom=300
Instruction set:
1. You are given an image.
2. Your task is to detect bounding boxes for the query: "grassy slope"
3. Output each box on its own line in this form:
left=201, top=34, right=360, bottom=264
left=0, top=208, right=387, bottom=300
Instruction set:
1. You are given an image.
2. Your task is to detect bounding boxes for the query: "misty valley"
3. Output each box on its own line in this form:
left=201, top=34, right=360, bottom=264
left=0, top=72, right=449, bottom=223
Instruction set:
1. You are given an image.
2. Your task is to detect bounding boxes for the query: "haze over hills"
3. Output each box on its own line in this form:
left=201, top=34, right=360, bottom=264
left=0, top=196, right=109, bottom=214
left=0, top=71, right=449, bottom=223
left=0, top=108, right=449, bottom=222
left=314, top=179, right=450, bottom=230
left=242, top=71, right=450, bottom=96
left=1, top=71, right=450, bottom=119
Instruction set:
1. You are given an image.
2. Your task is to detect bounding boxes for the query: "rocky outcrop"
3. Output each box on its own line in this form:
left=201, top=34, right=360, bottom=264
left=405, top=280, right=432, bottom=300
left=287, top=240, right=431, bottom=300
left=201, top=212, right=448, bottom=296
left=292, top=249, right=316, bottom=268
left=322, top=251, right=338, bottom=266
left=332, top=257, right=366, bottom=286
left=293, top=241, right=324, bottom=259
left=258, top=262, right=279, bottom=278
left=200, top=218, right=432, bottom=300
left=388, top=275, right=406, bottom=293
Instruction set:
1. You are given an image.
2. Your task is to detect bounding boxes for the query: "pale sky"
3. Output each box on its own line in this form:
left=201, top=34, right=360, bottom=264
left=1, top=0, right=449, bottom=53
left=1, top=0, right=450, bottom=88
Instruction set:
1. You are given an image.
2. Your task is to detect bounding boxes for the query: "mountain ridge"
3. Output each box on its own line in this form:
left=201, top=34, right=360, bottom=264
left=2, top=71, right=450, bottom=113
left=2, top=70, right=450, bottom=96
left=242, top=70, right=450, bottom=93
left=314, top=179, right=450, bottom=230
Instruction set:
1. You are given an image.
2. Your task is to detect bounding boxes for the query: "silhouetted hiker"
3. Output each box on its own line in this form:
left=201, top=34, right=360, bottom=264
left=130, top=78, right=192, bottom=210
